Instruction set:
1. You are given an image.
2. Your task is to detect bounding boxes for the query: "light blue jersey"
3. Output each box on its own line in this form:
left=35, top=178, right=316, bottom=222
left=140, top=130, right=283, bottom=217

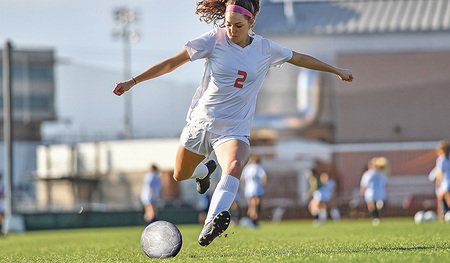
left=140, top=171, right=162, bottom=205
left=436, top=155, right=450, bottom=193
left=313, top=179, right=336, bottom=203
left=241, top=163, right=267, bottom=198
left=360, top=169, right=387, bottom=203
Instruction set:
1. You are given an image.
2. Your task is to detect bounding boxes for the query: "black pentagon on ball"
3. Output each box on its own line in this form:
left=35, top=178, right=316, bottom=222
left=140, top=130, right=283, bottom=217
left=140, top=221, right=182, bottom=258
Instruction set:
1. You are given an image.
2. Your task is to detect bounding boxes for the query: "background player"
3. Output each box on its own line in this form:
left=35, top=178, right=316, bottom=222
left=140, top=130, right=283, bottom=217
left=140, top=164, right=162, bottom=224
left=433, top=140, right=450, bottom=218
left=308, top=172, right=340, bottom=224
left=360, top=157, right=388, bottom=226
left=241, top=155, right=267, bottom=228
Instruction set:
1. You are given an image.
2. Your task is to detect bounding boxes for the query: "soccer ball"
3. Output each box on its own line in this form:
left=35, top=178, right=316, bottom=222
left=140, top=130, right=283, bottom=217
left=445, top=211, right=450, bottom=223
left=140, top=221, right=182, bottom=258
left=414, top=211, right=424, bottom=224
left=423, top=211, right=436, bottom=222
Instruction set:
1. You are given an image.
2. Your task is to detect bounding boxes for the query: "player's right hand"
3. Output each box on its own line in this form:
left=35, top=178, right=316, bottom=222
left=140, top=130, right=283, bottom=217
left=113, top=80, right=134, bottom=96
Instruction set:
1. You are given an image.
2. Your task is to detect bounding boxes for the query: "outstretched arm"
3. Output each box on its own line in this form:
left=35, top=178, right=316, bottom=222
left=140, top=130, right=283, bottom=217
left=288, top=51, right=354, bottom=82
left=113, top=48, right=191, bottom=96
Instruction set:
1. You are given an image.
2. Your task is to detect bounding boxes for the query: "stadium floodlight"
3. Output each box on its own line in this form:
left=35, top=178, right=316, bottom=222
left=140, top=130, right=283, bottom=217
left=112, top=7, right=140, bottom=140
left=2, top=40, right=13, bottom=234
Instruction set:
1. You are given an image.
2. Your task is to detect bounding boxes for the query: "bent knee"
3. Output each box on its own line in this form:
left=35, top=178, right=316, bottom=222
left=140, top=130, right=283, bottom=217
left=227, top=160, right=245, bottom=176
left=173, top=171, right=190, bottom=182
left=173, top=173, right=183, bottom=182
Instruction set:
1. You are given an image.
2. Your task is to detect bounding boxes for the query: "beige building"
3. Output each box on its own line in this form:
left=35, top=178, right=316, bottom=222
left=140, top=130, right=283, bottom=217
left=251, top=0, right=450, bottom=211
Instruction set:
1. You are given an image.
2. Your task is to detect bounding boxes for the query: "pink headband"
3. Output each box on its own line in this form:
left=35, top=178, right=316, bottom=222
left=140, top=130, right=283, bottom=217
left=226, top=5, right=253, bottom=18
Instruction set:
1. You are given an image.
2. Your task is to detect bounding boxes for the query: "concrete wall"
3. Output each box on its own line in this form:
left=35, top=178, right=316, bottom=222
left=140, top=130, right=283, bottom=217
left=34, top=138, right=184, bottom=211
left=36, top=138, right=180, bottom=178
left=335, top=50, right=450, bottom=143
left=256, top=32, right=450, bottom=142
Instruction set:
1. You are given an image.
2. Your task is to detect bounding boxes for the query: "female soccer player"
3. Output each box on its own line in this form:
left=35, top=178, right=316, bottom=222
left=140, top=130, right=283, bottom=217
left=113, top=0, right=353, bottom=246
left=308, top=172, right=340, bottom=225
left=434, top=140, right=450, bottom=216
left=241, top=155, right=267, bottom=227
left=140, top=164, right=162, bottom=224
left=360, top=157, right=388, bottom=226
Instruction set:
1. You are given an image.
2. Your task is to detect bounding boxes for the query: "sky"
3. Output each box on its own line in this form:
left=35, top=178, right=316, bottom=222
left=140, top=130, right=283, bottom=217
left=0, top=0, right=214, bottom=140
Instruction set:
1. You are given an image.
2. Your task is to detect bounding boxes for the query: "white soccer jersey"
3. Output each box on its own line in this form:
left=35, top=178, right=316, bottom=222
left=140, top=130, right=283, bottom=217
left=184, top=29, right=293, bottom=136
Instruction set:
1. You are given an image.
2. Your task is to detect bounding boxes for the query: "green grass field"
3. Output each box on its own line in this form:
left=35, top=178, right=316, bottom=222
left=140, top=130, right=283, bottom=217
left=1, top=218, right=449, bottom=262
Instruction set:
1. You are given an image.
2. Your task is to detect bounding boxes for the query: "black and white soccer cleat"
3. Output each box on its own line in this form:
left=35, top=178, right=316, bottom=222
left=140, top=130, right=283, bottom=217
left=198, top=210, right=231, bottom=247
left=196, top=160, right=217, bottom=194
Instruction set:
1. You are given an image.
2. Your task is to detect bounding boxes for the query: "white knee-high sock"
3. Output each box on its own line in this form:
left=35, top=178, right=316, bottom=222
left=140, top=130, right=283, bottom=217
left=318, top=208, right=327, bottom=222
left=330, top=207, right=341, bottom=221
left=190, top=162, right=208, bottom=179
left=205, top=174, right=239, bottom=224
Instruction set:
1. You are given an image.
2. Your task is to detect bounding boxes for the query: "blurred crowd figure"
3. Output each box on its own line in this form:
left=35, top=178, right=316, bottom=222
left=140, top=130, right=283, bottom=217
left=305, top=168, right=340, bottom=225
left=241, top=155, right=267, bottom=228
left=0, top=174, right=3, bottom=234
left=360, top=157, right=389, bottom=226
left=229, top=192, right=240, bottom=226
left=197, top=189, right=213, bottom=225
left=140, top=164, right=162, bottom=224
left=429, top=140, right=450, bottom=219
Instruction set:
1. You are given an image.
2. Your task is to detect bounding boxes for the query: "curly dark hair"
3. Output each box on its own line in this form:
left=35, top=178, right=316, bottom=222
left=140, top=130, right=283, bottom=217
left=196, top=0, right=260, bottom=28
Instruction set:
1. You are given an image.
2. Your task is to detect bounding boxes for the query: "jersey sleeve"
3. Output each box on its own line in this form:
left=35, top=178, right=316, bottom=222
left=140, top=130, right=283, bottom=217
left=184, top=29, right=219, bottom=61
left=268, top=40, right=293, bottom=68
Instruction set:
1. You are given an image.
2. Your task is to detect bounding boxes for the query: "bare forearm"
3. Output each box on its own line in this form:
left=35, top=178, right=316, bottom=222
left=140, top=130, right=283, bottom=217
left=133, top=60, right=174, bottom=83
left=288, top=51, right=354, bottom=82
left=134, top=49, right=190, bottom=84
left=289, top=52, right=337, bottom=74
left=113, top=48, right=190, bottom=96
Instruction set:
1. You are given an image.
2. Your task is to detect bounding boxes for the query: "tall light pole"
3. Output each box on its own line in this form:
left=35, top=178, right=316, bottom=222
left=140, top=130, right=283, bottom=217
left=2, top=40, right=13, bottom=234
left=112, top=7, right=139, bottom=139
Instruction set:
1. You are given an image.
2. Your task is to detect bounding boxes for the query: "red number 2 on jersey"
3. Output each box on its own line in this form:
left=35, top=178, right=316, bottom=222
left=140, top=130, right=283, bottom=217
left=234, top=70, right=247, bottom=89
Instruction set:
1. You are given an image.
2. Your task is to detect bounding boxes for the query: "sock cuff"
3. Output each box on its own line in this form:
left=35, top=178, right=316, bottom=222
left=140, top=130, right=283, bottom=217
left=218, top=174, right=240, bottom=191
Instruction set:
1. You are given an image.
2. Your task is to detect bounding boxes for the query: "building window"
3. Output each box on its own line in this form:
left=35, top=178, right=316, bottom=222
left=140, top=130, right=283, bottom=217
left=0, top=65, right=54, bottom=80
left=0, top=96, right=54, bottom=110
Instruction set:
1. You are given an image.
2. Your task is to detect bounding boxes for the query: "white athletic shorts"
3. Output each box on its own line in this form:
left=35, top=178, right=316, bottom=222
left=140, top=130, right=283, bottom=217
left=180, top=123, right=250, bottom=158
left=364, top=188, right=385, bottom=204
left=437, top=179, right=450, bottom=196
